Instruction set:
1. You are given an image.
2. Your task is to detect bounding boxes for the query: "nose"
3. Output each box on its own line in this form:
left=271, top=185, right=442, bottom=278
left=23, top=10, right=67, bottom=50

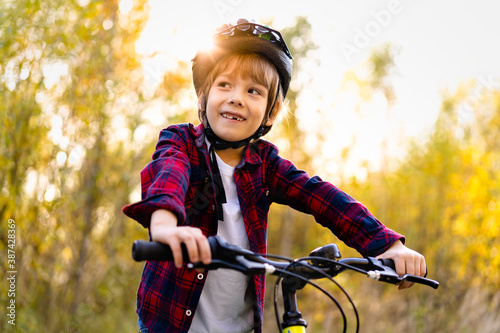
left=227, top=89, right=245, bottom=107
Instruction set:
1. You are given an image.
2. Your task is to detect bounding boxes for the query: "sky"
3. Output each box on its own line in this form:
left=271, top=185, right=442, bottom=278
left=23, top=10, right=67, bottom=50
left=130, top=0, right=500, bottom=178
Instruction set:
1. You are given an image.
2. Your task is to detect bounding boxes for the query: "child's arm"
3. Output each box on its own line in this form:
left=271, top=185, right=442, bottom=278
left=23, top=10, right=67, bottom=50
left=376, top=240, right=426, bottom=290
left=262, top=143, right=426, bottom=289
left=150, top=209, right=211, bottom=268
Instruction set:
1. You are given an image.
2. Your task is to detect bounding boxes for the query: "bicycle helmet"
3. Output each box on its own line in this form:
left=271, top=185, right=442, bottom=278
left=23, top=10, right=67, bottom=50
left=192, top=18, right=293, bottom=102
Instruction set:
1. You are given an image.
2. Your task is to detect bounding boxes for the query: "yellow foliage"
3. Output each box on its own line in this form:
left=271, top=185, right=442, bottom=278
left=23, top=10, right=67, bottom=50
left=452, top=217, right=468, bottom=237
left=62, top=246, right=73, bottom=261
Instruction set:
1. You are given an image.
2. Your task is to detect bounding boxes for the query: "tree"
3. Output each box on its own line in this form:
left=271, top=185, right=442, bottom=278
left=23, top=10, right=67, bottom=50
left=1, top=0, right=151, bottom=330
left=265, top=16, right=322, bottom=259
left=340, top=77, right=500, bottom=332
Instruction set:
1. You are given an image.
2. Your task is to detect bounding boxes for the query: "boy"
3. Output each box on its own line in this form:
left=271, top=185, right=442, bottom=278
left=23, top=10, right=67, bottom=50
left=123, top=18, right=426, bottom=333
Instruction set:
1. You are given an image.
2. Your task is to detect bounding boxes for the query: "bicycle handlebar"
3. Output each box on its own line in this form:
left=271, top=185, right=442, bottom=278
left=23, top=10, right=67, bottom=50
left=132, top=236, right=439, bottom=289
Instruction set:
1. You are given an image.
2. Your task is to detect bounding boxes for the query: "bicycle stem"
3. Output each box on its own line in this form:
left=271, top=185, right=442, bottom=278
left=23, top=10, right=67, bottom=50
left=281, top=275, right=308, bottom=330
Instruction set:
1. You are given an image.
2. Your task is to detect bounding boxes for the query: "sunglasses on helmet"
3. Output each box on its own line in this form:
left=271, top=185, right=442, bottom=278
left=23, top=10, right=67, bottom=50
left=213, top=22, right=293, bottom=60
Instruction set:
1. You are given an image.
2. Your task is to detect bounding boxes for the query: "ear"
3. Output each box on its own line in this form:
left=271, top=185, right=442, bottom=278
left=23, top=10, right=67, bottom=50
left=264, top=111, right=278, bottom=126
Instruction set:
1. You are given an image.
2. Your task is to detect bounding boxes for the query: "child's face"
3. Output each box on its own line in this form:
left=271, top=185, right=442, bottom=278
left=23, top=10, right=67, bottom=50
left=203, top=68, right=274, bottom=143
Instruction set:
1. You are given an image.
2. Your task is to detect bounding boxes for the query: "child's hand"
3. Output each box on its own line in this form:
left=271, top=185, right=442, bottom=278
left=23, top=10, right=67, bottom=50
left=150, top=209, right=212, bottom=269
left=376, top=240, right=426, bottom=290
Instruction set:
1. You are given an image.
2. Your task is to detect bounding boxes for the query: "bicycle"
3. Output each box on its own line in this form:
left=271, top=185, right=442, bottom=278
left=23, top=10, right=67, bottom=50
left=132, top=235, right=439, bottom=332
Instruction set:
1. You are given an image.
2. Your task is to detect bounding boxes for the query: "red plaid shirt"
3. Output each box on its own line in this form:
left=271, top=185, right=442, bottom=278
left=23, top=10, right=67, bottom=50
left=123, top=123, right=404, bottom=333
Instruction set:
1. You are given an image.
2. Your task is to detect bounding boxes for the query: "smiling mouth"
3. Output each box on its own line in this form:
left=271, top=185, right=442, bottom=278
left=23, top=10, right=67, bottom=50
left=221, top=113, right=245, bottom=121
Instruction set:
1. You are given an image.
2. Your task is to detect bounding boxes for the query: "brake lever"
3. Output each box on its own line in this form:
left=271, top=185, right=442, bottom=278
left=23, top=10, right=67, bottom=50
left=188, top=256, right=276, bottom=276
left=369, top=271, right=440, bottom=289
left=187, top=259, right=247, bottom=272
left=365, top=257, right=439, bottom=289
left=209, top=236, right=255, bottom=259
left=400, top=274, right=440, bottom=289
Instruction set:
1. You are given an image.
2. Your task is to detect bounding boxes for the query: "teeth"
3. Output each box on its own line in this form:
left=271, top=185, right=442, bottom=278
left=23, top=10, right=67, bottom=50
left=222, top=114, right=244, bottom=121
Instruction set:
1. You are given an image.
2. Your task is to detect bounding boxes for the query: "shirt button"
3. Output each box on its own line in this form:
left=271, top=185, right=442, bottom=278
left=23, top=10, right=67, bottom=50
left=186, top=309, right=192, bottom=316
left=197, top=273, right=204, bottom=280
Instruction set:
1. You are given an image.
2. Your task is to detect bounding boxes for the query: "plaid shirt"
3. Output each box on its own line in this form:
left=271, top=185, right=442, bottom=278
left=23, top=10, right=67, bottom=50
left=123, top=123, right=404, bottom=333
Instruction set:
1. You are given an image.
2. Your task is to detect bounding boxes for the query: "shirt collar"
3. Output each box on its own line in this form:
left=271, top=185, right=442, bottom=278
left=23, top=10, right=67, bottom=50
left=192, top=123, right=263, bottom=168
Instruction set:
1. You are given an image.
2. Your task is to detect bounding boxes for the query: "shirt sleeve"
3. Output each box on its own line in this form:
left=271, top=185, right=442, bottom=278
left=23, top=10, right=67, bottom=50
left=264, top=143, right=404, bottom=257
left=122, top=125, right=192, bottom=228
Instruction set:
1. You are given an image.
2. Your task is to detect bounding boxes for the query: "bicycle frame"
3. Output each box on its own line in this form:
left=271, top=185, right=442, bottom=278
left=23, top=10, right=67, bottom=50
left=282, top=325, right=306, bottom=333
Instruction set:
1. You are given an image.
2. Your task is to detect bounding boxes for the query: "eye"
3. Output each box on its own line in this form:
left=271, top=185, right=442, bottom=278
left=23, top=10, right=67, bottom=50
left=248, top=88, right=261, bottom=95
left=217, top=81, right=230, bottom=88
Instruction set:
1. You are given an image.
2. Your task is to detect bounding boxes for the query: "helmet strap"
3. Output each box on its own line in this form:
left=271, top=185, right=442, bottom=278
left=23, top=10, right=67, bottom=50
left=267, top=83, right=280, bottom=125
left=205, top=126, right=262, bottom=151
left=204, top=124, right=264, bottom=222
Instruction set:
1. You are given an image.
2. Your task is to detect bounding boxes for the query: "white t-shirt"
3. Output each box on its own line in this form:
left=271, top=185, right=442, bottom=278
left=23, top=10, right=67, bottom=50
left=189, top=150, right=254, bottom=333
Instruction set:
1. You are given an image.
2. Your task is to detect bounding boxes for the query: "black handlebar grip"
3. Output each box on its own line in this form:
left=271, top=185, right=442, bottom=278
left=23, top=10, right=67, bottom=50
left=378, top=258, right=395, bottom=270
left=132, top=237, right=220, bottom=263
left=132, top=240, right=189, bottom=262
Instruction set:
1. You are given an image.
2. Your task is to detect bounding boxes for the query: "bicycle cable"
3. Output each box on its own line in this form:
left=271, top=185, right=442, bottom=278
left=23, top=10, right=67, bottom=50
left=295, top=256, right=361, bottom=333
left=272, top=261, right=351, bottom=333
